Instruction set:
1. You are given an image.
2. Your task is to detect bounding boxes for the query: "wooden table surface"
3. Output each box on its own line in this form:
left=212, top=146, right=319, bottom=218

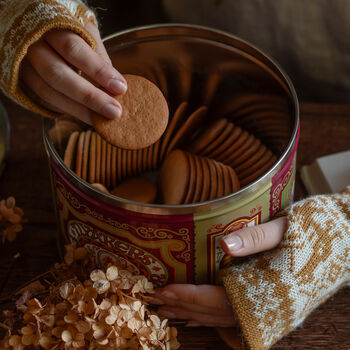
left=1, top=1, right=350, bottom=348
left=1, top=97, right=350, bottom=349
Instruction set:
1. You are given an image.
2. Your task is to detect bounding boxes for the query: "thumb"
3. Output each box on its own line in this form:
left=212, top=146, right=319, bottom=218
left=220, top=216, right=287, bottom=257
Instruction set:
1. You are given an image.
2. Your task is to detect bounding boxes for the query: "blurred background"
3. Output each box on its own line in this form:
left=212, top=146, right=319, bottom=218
left=88, top=0, right=350, bottom=104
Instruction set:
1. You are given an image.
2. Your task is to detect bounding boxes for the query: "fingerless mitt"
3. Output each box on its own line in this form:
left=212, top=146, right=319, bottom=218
left=220, top=188, right=350, bottom=350
left=0, top=0, right=97, bottom=118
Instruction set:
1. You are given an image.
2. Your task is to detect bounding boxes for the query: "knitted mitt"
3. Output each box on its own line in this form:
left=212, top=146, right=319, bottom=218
left=220, top=188, right=350, bottom=350
left=0, top=0, right=97, bottom=118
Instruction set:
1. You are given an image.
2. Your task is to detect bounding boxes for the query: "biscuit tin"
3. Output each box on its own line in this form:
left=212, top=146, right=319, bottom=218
left=43, top=24, right=299, bottom=286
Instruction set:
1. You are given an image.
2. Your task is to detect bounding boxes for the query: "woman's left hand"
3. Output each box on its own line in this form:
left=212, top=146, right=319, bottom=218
left=151, top=217, right=287, bottom=326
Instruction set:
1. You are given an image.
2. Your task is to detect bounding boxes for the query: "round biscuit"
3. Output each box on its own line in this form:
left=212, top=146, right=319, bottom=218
left=92, top=74, right=169, bottom=150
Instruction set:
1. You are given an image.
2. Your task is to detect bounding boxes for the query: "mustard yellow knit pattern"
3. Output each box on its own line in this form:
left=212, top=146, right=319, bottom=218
left=0, top=0, right=97, bottom=119
left=221, top=188, right=350, bottom=350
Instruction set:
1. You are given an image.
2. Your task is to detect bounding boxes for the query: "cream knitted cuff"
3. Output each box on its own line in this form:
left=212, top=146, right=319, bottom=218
left=0, top=0, right=97, bottom=118
left=220, top=188, right=350, bottom=350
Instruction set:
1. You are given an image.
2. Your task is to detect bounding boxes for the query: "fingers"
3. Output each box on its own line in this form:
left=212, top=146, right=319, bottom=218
left=26, top=40, right=122, bottom=120
left=21, top=60, right=92, bottom=125
left=153, top=284, right=232, bottom=312
left=157, top=306, right=235, bottom=327
left=84, top=22, right=112, bottom=64
left=221, top=216, right=287, bottom=257
left=149, top=284, right=236, bottom=327
left=44, top=28, right=127, bottom=96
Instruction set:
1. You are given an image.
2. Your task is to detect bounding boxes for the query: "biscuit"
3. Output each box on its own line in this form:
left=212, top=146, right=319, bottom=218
left=191, top=153, right=204, bottom=203
left=95, top=133, right=102, bottom=183
left=236, top=144, right=267, bottom=174
left=117, top=147, right=123, bottom=183
left=206, top=157, right=218, bottom=200
left=199, top=121, right=234, bottom=156
left=199, top=156, right=210, bottom=202
left=106, top=142, right=112, bottom=188
left=214, top=160, right=224, bottom=198
left=214, top=126, right=243, bottom=160
left=230, top=138, right=261, bottom=168
left=91, top=183, right=109, bottom=194
left=188, top=118, right=227, bottom=154
left=183, top=152, right=196, bottom=204
left=63, top=131, right=79, bottom=169
left=111, top=177, right=158, bottom=204
left=159, top=150, right=190, bottom=205
left=159, top=102, right=188, bottom=161
left=88, top=131, right=96, bottom=183
left=100, top=138, right=107, bottom=185
left=111, top=145, right=117, bottom=188
left=75, top=131, right=85, bottom=178
left=240, top=154, right=277, bottom=186
left=205, top=122, right=235, bottom=158
left=167, top=106, right=208, bottom=155
left=92, top=74, right=169, bottom=150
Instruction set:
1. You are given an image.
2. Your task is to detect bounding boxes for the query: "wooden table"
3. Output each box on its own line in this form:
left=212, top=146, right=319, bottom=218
left=1, top=97, right=350, bottom=349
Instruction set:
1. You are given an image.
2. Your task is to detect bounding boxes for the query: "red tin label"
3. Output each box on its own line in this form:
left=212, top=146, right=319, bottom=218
left=52, top=160, right=195, bottom=286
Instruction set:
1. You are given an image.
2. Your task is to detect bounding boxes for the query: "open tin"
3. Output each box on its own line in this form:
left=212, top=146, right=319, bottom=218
left=43, top=24, right=299, bottom=286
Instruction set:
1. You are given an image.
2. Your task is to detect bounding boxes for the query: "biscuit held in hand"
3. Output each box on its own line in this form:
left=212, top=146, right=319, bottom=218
left=92, top=74, right=169, bottom=150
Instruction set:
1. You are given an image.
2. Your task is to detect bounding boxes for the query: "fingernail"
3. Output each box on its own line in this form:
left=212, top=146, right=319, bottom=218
left=148, top=297, right=165, bottom=305
left=222, top=235, right=243, bottom=251
left=109, top=79, right=127, bottom=95
left=158, top=310, right=176, bottom=319
left=102, top=104, right=122, bottom=120
left=161, top=291, right=178, bottom=300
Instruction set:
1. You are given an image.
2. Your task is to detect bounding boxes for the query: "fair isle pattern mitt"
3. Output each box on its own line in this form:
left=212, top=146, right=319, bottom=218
left=220, top=187, right=350, bottom=350
left=0, top=0, right=97, bottom=118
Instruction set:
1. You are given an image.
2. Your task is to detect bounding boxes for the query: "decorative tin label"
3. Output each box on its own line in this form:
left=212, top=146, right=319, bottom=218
left=52, top=160, right=195, bottom=286
left=270, top=128, right=299, bottom=217
left=206, top=212, right=261, bottom=282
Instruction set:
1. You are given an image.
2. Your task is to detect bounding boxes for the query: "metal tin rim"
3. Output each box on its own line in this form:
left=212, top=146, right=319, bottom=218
left=43, top=23, right=299, bottom=215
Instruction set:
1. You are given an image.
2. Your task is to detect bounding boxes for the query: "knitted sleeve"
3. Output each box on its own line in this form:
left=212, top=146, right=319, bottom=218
left=219, top=187, right=350, bottom=350
left=0, top=0, right=97, bottom=118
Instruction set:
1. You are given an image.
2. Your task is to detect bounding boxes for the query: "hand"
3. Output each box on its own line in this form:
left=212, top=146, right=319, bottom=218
left=152, top=217, right=287, bottom=327
left=20, top=22, right=127, bottom=124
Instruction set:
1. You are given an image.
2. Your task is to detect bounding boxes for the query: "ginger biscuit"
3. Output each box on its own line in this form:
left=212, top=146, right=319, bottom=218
left=159, top=102, right=188, bottom=161
left=167, top=106, right=208, bottom=155
left=100, top=138, right=107, bottom=186
left=63, top=131, right=79, bottom=169
left=75, top=131, right=85, bottom=178
left=240, top=154, right=277, bottom=186
left=189, top=118, right=227, bottom=154
left=206, top=157, right=218, bottom=200
left=92, top=74, right=169, bottom=150
left=183, top=152, right=196, bottom=204
left=214, top=160, right=224, bottom=198
left=106, top=142, right=112, bottom=188
left=205, top=122, right=235, bottom=158
left=111, top=177, right=158, bottom=204
left=191, top=153, right=204, bottom=203
left=91, top=183, right=109, bottom=194
left=159, top=150, right=190, bottom=205
left=95, top=133, right=102, bottom=183
left=88, top=131, right=96, bottom=184
left=111, top=145, right=117, bottom=188
left=199, top=121, right=234, bottom=157
left=199, top=156, right=210, bottom=202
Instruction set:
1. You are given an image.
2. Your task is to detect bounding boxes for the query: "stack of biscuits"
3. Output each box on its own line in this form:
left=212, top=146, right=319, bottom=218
left=62, top=100, right=277, bottom=205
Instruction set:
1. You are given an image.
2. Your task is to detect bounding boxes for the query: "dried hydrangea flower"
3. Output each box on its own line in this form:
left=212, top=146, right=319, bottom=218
left=0, top=247, right=180, bottom=349
left=0, top=197, right=25, bottom=243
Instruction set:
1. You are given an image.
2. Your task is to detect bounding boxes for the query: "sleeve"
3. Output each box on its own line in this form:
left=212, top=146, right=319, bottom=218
left=219, top=187, right=350, bottom=350
left=0, top=0, right=97, bottom=118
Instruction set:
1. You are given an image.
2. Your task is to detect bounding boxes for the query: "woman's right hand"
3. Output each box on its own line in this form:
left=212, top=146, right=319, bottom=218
left=20, top=22, right=127, bottom=125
